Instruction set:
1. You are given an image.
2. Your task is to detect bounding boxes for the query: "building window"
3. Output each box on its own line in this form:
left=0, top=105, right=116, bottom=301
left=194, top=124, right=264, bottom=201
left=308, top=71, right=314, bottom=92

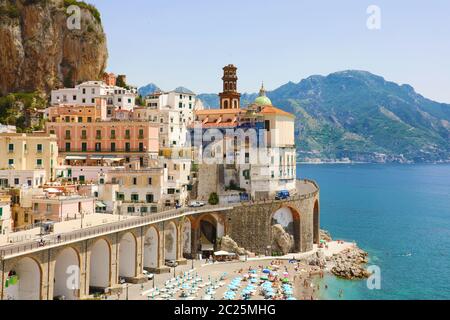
left=81, top=130, right=87, bottom=139
left=146, top=194, right=154, bottom=203
left=139, top=143, right=144, bottom=152
left=125, top=143, right=131, bottom=152
left=111, top=130, right=116, bottom=139
left=139, top=129, right=144, bottom=139
left=127, top=206, right=135, bottom=213
left=65, top=143, right=71, bottom=151
left=87, top=117, right=92, bottom=123
left=95, top=143, right=101, bottom=152
left=133, top=177, right=137, bottom=185
left=8, top=144, right=14, bottom=152
left=125, top=130, right=131, bottom=139
left=82, top=143, right=87, bottom=152
left=14, top=178, right=19, bottom=185
left=131, top=194, right=139, bottom=202
left=65, top=130, right=71, bottom=139
left=96, top=130, right=101, bottom=139
left=117, top=193, right=125, bottom=201
left=8, top=159, right=14, bottom=166
left=148, top=178, right=152, bottom=185
left=36, top=159, right=43, bottom=167
left=110, top=142, right=116, bottom=152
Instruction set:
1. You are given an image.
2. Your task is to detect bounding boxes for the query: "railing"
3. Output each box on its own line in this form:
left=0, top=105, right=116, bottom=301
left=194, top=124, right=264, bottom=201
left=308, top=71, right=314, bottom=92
left=0, top=204, right=231, bottom=259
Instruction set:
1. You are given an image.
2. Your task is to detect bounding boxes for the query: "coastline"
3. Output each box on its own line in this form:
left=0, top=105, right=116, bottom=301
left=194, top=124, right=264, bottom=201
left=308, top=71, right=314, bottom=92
left=298, top=230, right=371, bottom=300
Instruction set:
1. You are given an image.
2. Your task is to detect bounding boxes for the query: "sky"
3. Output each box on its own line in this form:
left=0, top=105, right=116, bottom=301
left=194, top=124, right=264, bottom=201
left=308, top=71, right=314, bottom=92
left=89, top=0, right=450, bottom=103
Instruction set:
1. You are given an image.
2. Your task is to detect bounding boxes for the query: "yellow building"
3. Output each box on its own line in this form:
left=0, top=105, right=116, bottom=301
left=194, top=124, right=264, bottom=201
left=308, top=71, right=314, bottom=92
left=0, top=133, right=59, bottom=181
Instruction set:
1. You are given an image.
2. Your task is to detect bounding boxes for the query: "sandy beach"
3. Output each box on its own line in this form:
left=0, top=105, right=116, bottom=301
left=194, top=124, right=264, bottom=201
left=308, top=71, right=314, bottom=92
left=130, top=240, right=360, bottom=301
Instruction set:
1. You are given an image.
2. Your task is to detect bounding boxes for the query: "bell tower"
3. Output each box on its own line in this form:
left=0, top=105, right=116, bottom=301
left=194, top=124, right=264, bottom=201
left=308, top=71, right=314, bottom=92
left=219, top=64, right=241, bottom=109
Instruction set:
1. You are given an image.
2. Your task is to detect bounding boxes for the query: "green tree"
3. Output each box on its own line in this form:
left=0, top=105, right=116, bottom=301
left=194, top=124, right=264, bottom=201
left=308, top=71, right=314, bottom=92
left=208, top=193, right=219, bottom=205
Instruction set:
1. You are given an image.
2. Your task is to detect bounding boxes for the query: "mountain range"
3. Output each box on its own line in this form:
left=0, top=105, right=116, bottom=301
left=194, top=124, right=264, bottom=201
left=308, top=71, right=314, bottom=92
left=140, top=70, right=449, bottom=163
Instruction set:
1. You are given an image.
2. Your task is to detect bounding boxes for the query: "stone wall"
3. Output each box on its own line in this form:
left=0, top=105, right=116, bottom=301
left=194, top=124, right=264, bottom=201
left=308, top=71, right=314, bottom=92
left=227, top=192, right=320, bottom=255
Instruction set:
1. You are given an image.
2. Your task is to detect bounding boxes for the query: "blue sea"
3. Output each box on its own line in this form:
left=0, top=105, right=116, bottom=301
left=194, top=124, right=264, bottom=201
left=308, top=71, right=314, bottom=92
left=299, top=164, right=450, bottom=300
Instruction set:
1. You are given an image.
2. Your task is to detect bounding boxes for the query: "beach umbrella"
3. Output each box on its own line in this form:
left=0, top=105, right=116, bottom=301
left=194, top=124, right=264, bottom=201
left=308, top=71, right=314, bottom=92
left=263, top=269, right=271, bottom=274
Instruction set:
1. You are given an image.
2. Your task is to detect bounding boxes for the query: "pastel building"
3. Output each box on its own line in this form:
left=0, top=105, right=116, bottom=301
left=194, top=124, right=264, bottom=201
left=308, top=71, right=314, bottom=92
left=102, top=162, right=166, bottom=215
left=0, top=169, right=46, bottom=189
left=46, top=120, right=159, bottom=167
left=13, top=187, right=95, bottom=226
left=0, top=133, right=58, bottom=181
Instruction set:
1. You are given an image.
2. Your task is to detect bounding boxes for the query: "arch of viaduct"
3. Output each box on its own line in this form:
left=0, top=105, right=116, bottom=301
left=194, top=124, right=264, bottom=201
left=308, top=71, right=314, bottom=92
left=0, top=181, right=319, bottom=300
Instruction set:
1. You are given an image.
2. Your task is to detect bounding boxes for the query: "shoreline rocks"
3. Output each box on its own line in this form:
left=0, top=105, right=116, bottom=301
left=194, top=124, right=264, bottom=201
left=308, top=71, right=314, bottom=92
left=330, top=247, right=371, bottom=280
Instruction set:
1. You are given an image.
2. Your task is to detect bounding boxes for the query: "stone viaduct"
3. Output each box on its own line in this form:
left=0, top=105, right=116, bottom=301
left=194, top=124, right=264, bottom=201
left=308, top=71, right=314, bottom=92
left=0, top=180, right=319, bottom=300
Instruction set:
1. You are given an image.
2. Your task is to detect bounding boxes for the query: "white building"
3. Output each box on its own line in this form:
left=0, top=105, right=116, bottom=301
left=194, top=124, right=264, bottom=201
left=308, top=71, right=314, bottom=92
left=51, top=81, right=136, bottom=112
left=0, top=194, right=11, bottom=243
left=0, top=169, right=47, bottom=189
left=144, top=88, right=203, bottom=148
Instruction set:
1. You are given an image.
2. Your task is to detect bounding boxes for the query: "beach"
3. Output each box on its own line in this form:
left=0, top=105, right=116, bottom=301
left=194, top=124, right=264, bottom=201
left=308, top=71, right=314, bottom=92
left=108, top=240, right=363, bottom=301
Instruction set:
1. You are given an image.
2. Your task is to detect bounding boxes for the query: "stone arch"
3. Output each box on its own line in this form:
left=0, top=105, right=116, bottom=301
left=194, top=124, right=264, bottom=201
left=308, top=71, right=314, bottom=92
left=53, top=247, right=81, bottom=300
left=195, top=213, right=219, bottom=254
left=89, top=238, right=111, bottom=293
left=119, top=232, right=137, bottom=279
left=270, top=206, right=301, bottom=254
left=313, top=200, right=320, bottom=245
left=143, top=226, right=159, bottom=270
left=164, top=221, right=177, bottom=261
left=4, top=257, right=42, bottom=300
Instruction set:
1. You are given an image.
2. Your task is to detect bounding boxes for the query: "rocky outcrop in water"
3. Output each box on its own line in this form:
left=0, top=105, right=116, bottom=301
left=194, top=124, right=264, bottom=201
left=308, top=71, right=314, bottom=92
left=0, top=0, right=108, bottom=96
left=272, top=224, right=294, bottom=255
left=330, top=247, right=371, bottom=279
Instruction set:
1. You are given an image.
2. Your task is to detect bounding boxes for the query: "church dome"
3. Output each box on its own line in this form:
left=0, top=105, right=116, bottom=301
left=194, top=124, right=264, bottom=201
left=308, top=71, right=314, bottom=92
left=254, top=95, right=272, bottom=106
left=254, top=82, right=272, bottom=106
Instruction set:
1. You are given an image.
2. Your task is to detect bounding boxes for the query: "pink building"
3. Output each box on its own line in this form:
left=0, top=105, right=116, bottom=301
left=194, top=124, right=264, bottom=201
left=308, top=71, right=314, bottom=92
left=31, top=194, right=95, bottom=223
left=46, top=120, right=159, bottom=166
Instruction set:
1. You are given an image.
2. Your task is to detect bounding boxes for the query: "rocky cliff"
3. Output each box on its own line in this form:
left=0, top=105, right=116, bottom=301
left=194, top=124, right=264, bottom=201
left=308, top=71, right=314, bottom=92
left=0, top=0, right=108, bottom=96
